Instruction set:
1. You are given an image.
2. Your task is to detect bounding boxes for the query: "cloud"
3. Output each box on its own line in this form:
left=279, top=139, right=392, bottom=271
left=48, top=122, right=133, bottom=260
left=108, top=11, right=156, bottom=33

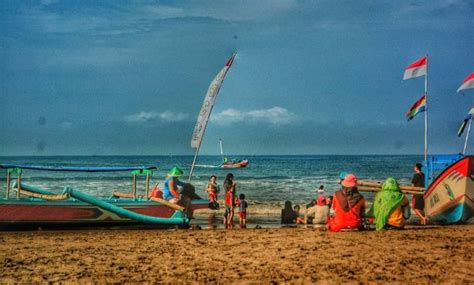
left=124, top=111, right=188, bottom=123
left=59, top=121, right=72, bottom=130
left=212, top=107, right=296, bottom=125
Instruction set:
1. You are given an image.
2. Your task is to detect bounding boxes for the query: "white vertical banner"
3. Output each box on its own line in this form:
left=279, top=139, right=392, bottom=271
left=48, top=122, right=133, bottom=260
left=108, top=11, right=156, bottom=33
left=191, top=53, right=236, bottom=149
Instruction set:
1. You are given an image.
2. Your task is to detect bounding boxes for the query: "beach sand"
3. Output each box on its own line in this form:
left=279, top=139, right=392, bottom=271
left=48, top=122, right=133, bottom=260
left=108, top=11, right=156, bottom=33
left=1, top=225, right=473, bottom=283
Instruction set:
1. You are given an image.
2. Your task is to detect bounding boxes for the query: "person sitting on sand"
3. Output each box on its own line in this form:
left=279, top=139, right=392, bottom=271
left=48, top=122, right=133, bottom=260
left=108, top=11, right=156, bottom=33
left=281, top=201, right=297, bottom=224
left=411, top=163, right=427, bottom=225
left=294, top=205, right=305, bottom=224
left=162, top=166, right=186, bottom=203
left=370, top=177, right=410, bottom=230
left=326, top=195, right=334, bottom=218
left=238, top=193, right=248, bottom=226
left=327, top=173, right=366, bottom=232
left=338, top=171, right=348, bottom=185
left=304, top=203, right=329, bottom=225
left=304, top=187, right=330, bottom=225
left=223, top=173, right=237, bottom=225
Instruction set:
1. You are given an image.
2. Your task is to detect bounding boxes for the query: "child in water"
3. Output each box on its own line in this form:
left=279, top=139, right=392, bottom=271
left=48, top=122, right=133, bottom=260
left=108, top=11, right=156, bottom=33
left=238, top=193, right=248, bottom=226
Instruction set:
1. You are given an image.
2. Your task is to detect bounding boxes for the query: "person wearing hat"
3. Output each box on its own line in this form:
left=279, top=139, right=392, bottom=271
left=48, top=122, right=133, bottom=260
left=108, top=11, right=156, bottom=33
left=327, top=173, right=366, bottom=232
left=338, top=171, right=348, bottom=185
left=303, top=185, right=329, bottom=224
left=163, top=166, right=186, bottom=203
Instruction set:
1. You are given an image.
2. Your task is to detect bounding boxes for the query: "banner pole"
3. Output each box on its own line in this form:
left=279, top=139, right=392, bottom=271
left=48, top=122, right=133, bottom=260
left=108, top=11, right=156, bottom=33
left=424, top=55, right=428, bottom=161
left=463, top=118, right=472, bottom=155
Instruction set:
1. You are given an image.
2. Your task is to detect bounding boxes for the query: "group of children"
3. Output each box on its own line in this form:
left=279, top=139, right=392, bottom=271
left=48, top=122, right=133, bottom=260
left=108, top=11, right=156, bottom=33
left=206, top=173, right=248, bottom=226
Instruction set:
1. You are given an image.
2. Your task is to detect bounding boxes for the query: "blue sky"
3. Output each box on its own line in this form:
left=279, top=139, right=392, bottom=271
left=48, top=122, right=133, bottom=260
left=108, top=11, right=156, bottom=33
left=1, top=0, right=473, bottom=155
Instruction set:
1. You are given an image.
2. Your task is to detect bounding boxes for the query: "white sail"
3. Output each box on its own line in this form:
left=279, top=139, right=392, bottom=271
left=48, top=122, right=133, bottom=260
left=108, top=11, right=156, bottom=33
left=191, top=53, right=236, bottom=149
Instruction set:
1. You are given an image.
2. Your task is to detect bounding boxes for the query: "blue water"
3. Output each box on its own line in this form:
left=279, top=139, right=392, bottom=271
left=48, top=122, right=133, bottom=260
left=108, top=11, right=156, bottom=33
left=0, top=155, right=423, bottom=213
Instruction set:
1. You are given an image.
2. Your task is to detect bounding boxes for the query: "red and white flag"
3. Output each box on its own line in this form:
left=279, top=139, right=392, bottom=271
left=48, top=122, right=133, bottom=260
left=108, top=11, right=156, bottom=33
left=457, top=73, right=474, bottom=93
left=403, top=56, right=427, bottom=80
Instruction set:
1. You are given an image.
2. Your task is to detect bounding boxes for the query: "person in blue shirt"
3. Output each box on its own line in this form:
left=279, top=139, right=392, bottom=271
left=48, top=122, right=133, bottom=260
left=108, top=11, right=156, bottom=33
left=162, top=166, right=186, bottom=203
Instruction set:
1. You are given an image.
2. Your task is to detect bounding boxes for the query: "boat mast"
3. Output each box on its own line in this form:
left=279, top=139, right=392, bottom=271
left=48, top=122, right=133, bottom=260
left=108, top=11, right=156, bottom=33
left=219, top=138, right=225, bottom=163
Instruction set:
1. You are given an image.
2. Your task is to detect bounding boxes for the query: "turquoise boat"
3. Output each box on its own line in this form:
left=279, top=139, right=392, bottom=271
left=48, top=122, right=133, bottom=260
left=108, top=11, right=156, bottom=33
left=0, top=164, right=208, bottom=229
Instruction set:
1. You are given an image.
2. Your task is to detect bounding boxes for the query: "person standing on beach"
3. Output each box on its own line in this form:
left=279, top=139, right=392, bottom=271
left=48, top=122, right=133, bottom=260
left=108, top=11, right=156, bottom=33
left=223, top=173, right=237, bottom=226
left=238, top=193, right=248, bottom=226
left=411, top=163, right=427, bottom=225
left=327, top=174, right=366, bottom=232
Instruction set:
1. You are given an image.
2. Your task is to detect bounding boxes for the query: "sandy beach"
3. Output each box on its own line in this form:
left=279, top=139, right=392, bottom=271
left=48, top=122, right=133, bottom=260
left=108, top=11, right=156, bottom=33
left=1, top=224, right=473, bottom=283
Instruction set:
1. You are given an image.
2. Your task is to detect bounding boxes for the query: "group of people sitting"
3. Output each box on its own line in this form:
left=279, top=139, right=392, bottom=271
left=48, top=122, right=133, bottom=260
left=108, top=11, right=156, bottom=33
left=282, top=170, right=420, bottom=232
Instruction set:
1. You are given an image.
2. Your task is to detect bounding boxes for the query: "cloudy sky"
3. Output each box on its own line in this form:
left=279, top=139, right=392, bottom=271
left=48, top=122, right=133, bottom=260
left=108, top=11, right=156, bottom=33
left=1, top=0, right=473, bottom=155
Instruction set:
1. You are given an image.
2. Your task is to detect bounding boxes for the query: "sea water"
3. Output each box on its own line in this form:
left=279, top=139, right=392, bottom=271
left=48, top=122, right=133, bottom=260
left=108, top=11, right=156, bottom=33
left=0, top=155, right=422, bottom=214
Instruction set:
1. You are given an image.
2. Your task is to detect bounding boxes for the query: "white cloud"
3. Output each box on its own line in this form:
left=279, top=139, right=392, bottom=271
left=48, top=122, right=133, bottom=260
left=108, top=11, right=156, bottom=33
left=59, top=121, right=73, bottom=129
left=159, top=111, right=189, bottom=122
left=124, top=111, right=188, bottom=123
left=212, top=107, right=296, bottom=125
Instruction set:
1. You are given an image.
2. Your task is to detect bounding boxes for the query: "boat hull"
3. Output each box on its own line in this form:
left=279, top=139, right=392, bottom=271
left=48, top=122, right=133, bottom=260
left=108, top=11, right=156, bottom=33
left=0, top=199, right=209, bottom=228
left=424, top=156, right=474, bottom=224
left=220, top=160, right=249, bottom=168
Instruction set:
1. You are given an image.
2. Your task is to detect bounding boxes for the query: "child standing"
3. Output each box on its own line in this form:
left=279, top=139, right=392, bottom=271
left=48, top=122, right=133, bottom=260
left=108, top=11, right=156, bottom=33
left=206, top=175, right=219, bottom=203
left=237, top=193, right=248, bottom=226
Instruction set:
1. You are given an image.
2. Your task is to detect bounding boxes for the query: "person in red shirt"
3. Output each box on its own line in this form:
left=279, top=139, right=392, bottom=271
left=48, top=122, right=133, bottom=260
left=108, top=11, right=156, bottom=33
left=223, top=173, right=237, bottom=226
left=327, top=173, right=366, bottom=232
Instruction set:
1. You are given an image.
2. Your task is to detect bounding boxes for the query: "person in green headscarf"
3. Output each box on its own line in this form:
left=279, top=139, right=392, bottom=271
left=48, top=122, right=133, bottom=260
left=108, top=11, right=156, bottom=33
left=372, top=177, right=410, bottom=230
left=162, top=166, right=186, bottom=203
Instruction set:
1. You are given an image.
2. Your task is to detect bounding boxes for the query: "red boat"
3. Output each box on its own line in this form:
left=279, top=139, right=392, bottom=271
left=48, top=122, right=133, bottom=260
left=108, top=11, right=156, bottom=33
left=220, top=159, right=249, bottom=168
left=424, top=155, right=474, bottom=224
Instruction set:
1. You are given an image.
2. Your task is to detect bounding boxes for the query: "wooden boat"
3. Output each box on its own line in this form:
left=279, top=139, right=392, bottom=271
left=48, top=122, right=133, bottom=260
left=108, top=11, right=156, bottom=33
left=424, top=155, right=473, bottom=224
left=218, top=139, right=249, bottom=168
left=0, top=164, right=208, bottom=229
left=220, top=159, right=249, bottom=168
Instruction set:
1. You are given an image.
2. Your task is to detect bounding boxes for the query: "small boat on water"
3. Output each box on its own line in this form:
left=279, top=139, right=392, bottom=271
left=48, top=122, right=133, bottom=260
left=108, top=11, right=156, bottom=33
left=0, top=164, right=208, bottom=229
left=423, top=155, right=474, bottom=224
left=219, top=139, right=249, bottom=168
left=220, top=159, right=249, bottom=168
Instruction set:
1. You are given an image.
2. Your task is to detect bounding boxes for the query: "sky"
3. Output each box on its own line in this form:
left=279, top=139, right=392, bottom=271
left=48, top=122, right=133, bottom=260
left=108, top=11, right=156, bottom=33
left=0, top=0, right=473, bottom=156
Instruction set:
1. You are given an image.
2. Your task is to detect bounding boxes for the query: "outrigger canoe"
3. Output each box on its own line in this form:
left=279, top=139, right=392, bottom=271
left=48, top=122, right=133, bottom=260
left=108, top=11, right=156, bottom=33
left=220, top=159, right=249, bottom=168
left=424, top=155, right=474, bottom=224
left=0, top=164, right=208, bottom=229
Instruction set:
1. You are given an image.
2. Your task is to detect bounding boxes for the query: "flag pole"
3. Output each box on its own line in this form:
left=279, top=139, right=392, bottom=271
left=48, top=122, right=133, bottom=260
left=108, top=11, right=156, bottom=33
left=424, top=55, right=428, bottom=161
left=463, top=118, right=472, bottom=155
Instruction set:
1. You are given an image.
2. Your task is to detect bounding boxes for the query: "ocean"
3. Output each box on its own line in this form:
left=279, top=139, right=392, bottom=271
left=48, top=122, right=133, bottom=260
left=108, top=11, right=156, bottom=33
left=0, top=155, right=422, bottom=214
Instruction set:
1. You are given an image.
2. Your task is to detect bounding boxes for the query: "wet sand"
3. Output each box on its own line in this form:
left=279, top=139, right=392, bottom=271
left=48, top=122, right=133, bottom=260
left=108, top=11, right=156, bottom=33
left=1, top=225, right=473, bottom=283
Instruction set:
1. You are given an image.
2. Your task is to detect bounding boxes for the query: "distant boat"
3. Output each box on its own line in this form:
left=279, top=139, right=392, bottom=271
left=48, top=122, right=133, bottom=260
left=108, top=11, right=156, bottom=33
left=219, top=139, right=249, bottom=168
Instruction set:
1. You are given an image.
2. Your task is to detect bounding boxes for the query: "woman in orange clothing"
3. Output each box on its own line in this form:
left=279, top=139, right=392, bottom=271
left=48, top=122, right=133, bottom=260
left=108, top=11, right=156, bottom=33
left=327, top=173, right=366, bottom=232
